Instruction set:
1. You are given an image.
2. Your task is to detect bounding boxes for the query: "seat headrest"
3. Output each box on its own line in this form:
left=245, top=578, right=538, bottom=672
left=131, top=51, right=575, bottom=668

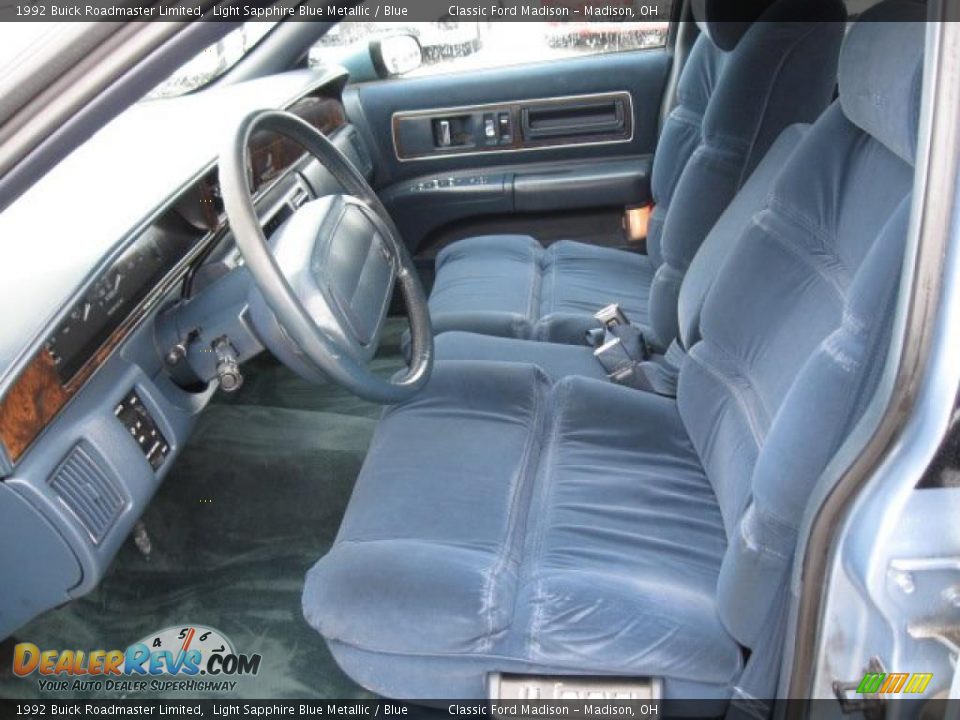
left=691, top=0, right=774, bottom=51
left=839, top=0, right=927, bottom=165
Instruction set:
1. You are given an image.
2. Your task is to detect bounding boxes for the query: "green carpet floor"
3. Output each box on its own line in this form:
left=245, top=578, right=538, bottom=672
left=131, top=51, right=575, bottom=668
left=0, top=320, right=408, bottom=700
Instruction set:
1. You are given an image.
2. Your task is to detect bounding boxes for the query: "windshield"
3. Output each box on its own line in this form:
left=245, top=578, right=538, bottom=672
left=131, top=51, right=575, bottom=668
left=0, top=21, right=279, bottom=101
left=145, top=21, right=279, bottom=100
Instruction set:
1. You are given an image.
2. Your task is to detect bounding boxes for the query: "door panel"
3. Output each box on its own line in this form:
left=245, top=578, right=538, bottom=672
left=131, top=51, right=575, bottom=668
left=346, top=50, right=671, bottom=255
left=380, top=155, right=652, bottom=256
left=392, top=91, right=633, bottom=161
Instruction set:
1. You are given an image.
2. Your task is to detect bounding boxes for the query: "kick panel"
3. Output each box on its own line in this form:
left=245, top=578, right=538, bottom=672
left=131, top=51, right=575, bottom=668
left=393, top=92, right=633, bottom=161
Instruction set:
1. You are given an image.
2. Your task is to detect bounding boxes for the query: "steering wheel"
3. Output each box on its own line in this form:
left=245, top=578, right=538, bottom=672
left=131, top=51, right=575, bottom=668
left=219, top=109, right=432, bottom=404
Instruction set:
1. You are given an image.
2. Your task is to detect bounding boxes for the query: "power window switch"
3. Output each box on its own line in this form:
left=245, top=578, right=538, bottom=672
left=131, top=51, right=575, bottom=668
left=498, top=113, right=512, bottom=143
left=483, top=113, right=497, bottom=144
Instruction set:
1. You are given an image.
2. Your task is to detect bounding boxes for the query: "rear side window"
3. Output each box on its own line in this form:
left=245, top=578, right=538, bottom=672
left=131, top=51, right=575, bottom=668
left=309, top=11, right=671, bottom=80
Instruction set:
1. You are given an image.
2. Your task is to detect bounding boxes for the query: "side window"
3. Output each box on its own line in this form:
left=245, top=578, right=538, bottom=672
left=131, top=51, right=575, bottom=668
left=309, top=14, right=670, bottom=81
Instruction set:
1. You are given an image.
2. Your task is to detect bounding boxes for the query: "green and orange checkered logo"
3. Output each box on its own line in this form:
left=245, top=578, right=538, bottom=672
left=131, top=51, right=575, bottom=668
left=857, top=672, right=933, bottom=695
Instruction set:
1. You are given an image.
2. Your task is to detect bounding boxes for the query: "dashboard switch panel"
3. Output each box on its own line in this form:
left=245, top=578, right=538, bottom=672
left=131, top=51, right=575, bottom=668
left=114, top=391, right=169, bottom=470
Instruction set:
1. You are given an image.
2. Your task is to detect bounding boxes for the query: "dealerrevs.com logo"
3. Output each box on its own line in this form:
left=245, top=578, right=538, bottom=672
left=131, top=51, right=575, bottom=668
left=12, top=625, right=261, bottom=694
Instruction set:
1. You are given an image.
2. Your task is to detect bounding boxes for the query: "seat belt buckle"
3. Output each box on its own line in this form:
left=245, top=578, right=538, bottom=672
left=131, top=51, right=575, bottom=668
left=591, top=304, right=651, bottom=370
left=594, top=336, right=635, bottom=376
left=594, top=303, right=629, bottom=331
left=594, top=335, right=659, bottom=393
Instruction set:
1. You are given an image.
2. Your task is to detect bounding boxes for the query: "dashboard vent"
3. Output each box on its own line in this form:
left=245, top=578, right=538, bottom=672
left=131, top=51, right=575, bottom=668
left=50, top=444, right=125, bottom=544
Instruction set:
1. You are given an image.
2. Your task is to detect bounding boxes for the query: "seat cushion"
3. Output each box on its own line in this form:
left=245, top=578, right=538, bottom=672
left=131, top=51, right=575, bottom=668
left=430, top=237, right=655, bottom=345
left=539, top=240, right=655, bottom=338
left=429, top=235, right=545, bottom=340
left=434, top=331, right=685, bottom=397
left=433, top=331, right=606, bottom=382
left=303, top=361, right=549, bottom=657
left=303, top=362, right=741, bottom=699
left=512, top=375, right=737, bottom=682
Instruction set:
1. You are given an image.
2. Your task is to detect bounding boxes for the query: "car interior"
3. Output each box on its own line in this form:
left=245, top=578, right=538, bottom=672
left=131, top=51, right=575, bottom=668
left=0, top=0, right=936, bottom=706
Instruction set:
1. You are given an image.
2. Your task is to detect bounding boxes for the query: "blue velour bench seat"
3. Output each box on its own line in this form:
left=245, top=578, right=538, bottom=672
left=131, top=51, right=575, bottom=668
left=430, top=237, right=657, bottom=344
left=302, top=0, right=925, bottom=702
left=432, top=121, right=810, bottom=380
left=427, top=0, right=845, bottom=348
left=307, top=362, right=739, bottom=699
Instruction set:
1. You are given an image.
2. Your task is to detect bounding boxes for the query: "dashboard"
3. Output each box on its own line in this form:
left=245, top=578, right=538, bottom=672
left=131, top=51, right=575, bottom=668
left=43, top=94, right=347, bottom=393
left=0, top=66, right=377, bottom=640
left=47, top=220, right=197, bottom=386
left=177, top=96, right=347, bottom=233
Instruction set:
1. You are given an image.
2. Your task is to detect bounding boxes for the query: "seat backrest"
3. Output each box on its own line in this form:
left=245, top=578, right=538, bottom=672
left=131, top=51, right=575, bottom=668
left=674, top=1, right=925, bottom=650
left=646, top=0, right=846, bottom=349
left=676, top=122, right=809, bottom=351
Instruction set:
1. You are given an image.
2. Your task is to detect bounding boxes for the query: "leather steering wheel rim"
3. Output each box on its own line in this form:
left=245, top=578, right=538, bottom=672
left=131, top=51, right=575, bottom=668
left=220, top=109, right=433, bottom=404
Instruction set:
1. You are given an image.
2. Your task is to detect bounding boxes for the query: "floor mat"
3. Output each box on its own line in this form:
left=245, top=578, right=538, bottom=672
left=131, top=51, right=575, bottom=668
left=0, top=320, right=409, bottom=700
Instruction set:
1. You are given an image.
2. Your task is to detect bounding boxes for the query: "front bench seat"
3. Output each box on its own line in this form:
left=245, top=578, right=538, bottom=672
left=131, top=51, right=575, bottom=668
left=432, top=121, right=809, bottom=382
left=427, top=0, right=845, bottom=348
left=306, top=363, right=739, bottom=699
left=303, top=3, right=923, bottom=700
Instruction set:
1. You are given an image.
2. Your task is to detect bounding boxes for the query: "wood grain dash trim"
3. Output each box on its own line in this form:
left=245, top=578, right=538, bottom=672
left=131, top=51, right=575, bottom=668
left=0, top=349, right=73, bottom=462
